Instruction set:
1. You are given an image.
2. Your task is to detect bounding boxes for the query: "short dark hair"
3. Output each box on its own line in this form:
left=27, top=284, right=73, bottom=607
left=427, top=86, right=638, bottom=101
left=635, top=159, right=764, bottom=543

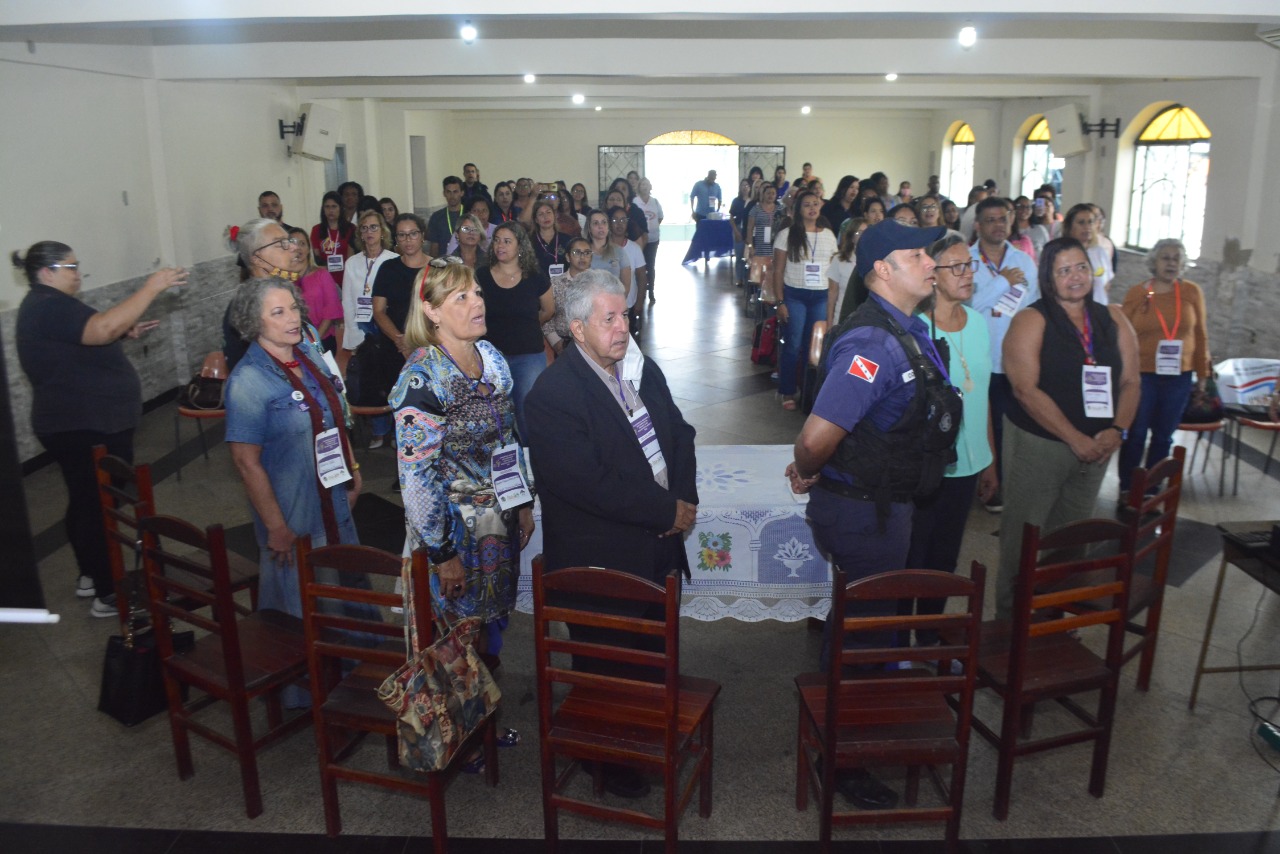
left=258, top=190, right=280, bottom=202
left=11, top=240, right=73, bottom=285
left=1038, top=236, right=1088, bottom=300
left=394, top=212, right=428, bottom=234
left=463, top=162, right=478, bottom=171
left=974, top=196, right=1010, bottom=217
left=337, top=181, right=364, bottom=199
left=442, top=175, right=463, bottom=190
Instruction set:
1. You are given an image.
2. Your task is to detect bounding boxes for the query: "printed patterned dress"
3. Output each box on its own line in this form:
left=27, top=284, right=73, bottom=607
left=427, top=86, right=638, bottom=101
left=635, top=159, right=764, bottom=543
left=391, top=340, right=522, bottom=624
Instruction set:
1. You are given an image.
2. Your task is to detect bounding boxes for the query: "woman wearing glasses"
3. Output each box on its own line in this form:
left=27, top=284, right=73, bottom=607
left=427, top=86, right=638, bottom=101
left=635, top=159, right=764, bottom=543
left=13, top=240, right=184, bottom=615
left=542, top=237, right=594, bottom=354
left=996, top=237, right=1140, bottom=618
left=287, top=226, right=343, bottom=354
left=343, top=210, right=398, bottom=446
left=902, top=234, right=997, bottom=643
left=448, top=214, right=489, bottom=270
left=528, top=198, right=574, bottom=281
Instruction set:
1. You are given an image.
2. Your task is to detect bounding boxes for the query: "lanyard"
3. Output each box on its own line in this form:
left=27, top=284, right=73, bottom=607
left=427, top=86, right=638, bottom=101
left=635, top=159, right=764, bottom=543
left=496, top=207, right=513, bottom=223
left=1145, top=278, right=1182, bottom=340
left=1075, top=310, right=1096, bottom=365
left=438, top=345, right=502, bottom=433
left=918, top=331, right=953, bottom=386
left=445, top=208, right=457, bottom=235
left=536, top=230, right=560, bottom=261
left=363, top=252, right=378, bottom=294
left=322, top=226, right=340, bottom=255
left=979, top=245, right=1004, bottom=278
left=612, top=366, right=634, bottom=416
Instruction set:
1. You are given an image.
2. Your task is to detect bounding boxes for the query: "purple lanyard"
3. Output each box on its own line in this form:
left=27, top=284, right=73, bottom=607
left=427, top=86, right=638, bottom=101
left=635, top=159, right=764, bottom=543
left=918, top=330, right=953, bottom=387
left=612, top=366, right=634, bottom=416
left=438, top=345, right=503, bottom=434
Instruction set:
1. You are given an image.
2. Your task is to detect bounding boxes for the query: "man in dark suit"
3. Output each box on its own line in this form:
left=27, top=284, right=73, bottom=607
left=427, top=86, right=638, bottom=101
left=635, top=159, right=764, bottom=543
left=525, top=269, right=698, bottom=799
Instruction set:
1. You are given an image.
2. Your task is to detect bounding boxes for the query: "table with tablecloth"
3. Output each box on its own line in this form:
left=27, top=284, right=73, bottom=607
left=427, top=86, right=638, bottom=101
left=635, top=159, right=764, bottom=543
left=516, top=444, right=832, bottom=621
left=680, top=218, right=735, bottom=266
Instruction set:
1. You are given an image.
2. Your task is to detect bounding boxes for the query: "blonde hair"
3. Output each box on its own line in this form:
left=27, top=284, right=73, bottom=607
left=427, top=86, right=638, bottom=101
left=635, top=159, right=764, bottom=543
left=358, top=210, right=392, bottom=252
left=403, top=262, right=478, bottom=349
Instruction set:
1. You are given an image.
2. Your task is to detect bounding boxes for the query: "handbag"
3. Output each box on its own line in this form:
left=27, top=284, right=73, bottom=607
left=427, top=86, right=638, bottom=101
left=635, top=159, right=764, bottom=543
left=1182, top=375, right=1224, bottom=424
left=98, top=623, right=194, bottom=727
left=377, top=615, right=501, bottom=773
left=178, top=351, right=229, bottom=410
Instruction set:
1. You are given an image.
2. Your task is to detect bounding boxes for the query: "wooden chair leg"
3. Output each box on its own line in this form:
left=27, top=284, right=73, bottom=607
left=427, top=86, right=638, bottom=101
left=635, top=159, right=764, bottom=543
left=993, top=697, right=1022, bottom=821
left=795, top=711, right=809, bottom=811
left=229, top=695, right=264, bottom=818
left=428, top=772, right=448, bottom=854
left=699, top=714, right=714, bottom=818
left=905, top=765, right=921, bottom=806
left=265, top=690, right=283, bottom=730
left=1136, top=595, right=1166, bottom=692
left=541, top=753, right=560, bottom=854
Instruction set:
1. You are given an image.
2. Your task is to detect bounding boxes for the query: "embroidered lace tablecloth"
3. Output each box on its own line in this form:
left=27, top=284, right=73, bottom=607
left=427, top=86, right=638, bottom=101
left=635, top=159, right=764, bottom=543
left=517, top=444, right=831, bottom=622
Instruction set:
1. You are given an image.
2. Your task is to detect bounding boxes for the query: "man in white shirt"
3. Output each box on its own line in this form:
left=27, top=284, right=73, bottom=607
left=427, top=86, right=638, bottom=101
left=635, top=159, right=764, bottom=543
left=966, top=196, right=1040, bottom=513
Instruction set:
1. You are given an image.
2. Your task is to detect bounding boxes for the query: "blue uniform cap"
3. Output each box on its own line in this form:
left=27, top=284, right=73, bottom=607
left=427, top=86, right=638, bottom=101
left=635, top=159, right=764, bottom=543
left=855, top=220, right=947, bottom=279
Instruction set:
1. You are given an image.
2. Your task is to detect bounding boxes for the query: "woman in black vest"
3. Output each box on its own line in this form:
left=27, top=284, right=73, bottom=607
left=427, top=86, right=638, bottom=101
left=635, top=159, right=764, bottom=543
left=996, top=237, right=1140, bottom=618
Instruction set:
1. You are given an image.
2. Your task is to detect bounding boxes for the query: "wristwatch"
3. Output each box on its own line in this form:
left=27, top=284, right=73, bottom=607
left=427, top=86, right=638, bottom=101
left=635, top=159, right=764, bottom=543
left=1108, top=424, right=1128, bottom=441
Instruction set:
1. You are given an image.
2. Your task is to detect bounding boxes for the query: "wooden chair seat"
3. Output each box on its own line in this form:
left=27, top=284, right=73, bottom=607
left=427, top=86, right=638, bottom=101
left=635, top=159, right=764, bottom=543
left=550, top=676, right=720, bottom=764
left=795, top=566, right=985, bottom=854
left=965, top=619, right=1111, bottom=697
left=297, top=542, right=497, bottom=852
left=141, top=515, right=309, bottom=819
left=168, top=610, right=307, bottom=694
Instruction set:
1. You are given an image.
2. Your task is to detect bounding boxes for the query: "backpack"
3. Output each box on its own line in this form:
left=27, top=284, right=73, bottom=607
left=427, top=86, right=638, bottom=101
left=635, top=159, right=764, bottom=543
left=751, top=315, right=778, bottom=365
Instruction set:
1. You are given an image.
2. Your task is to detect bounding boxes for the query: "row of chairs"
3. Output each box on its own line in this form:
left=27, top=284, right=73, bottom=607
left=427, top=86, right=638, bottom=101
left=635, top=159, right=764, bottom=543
left=93, top=443, right=1183, bottom=852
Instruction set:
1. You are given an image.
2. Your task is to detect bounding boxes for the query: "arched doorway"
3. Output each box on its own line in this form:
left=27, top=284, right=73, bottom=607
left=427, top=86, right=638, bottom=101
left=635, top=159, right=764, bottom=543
left=644, top=130, right=739, bottom=229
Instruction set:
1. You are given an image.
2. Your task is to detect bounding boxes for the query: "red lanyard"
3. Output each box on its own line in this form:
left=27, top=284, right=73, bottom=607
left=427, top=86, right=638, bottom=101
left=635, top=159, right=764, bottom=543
left=1075, top=310, right=1096, bottom=366
left=1145, top=279, right=1181, bottom=340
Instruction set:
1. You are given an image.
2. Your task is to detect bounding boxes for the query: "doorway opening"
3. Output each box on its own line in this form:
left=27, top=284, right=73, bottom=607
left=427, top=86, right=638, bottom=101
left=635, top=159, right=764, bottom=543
left=644, top=130, right=739, bottom=240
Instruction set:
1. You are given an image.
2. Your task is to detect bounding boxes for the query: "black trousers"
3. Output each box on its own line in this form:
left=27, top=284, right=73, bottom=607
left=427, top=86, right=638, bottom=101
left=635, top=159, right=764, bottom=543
left=902, top=473, right=979, bottom=645
left=642, top=240, right=660, bottom=298
left=38, top=428, right=135, bottom=597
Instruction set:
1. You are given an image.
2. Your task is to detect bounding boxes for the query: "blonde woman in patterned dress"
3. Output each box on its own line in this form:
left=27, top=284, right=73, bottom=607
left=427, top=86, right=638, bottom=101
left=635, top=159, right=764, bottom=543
left=391, top=260, right=534, bottom=664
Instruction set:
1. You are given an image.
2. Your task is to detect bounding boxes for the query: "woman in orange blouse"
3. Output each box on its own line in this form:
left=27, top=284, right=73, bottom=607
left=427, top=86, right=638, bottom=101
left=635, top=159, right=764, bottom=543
left=1117, top=238, right=1211, bottom=502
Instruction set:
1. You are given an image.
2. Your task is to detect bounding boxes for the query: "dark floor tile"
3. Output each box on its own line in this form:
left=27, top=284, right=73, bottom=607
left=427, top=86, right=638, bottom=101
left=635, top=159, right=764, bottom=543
left=0, top=823, right=180, bottom=854
left=1113, top=831, right=1280, bottom=854
left=167, top=829, right=409, bottom=854
left=956, top=837, right=1120, bottom=854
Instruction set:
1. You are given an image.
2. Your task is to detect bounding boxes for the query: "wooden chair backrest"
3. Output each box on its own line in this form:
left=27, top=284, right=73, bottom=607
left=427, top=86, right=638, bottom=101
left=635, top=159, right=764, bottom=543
left=93, top=445, right=156, bottom=590
left=1127, top=445, right=1186, bottom=582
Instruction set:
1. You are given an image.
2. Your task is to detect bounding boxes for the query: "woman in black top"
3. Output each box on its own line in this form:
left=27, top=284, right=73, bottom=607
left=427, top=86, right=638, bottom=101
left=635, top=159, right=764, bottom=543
left=476, top=222, right=554, bottom=441
left=13, top=241, right=185, bottom=615
left=528, top=199, right=574, bottom=280
left=821, top=175, right=859, bottom=235
left=995, top=237, right=1140, bottom=618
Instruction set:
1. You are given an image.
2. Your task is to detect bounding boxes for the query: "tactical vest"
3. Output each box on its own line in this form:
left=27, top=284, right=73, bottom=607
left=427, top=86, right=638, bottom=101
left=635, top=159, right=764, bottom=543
left=818, top=298, right=964, bottom=516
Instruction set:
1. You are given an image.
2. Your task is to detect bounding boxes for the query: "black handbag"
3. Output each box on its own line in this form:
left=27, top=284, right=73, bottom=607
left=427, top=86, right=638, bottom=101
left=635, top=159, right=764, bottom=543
left=179, top=375, right=226, bottom=410
left=97, top=623, right=193, bottom=727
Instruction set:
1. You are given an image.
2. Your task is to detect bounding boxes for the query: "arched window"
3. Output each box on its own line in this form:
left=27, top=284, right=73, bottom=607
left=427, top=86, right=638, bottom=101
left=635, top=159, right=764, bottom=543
left=946, top=123, right=975, bottom=201
left=1126, top=105, right=1211, bottom=258
left=1020, top=117, right=1062, bottom=201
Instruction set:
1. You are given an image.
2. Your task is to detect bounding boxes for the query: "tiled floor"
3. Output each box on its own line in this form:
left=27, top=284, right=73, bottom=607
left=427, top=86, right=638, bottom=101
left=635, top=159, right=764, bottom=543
left=3, top=244, right=1280, bottom=852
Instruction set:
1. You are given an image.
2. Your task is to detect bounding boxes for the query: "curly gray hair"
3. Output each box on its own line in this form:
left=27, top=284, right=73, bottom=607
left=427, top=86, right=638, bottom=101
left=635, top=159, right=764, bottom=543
left=228, top=277, right=309, bottom=342
left=563, top=268, right=626, bottom=330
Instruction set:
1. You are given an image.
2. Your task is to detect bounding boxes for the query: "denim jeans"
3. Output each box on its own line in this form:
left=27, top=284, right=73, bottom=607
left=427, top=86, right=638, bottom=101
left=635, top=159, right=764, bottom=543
left=506, top=351, right=548, bottom=444
left=778, top=286, right=827, bottom=396
left=1118, top=371, right=1194, bottom=491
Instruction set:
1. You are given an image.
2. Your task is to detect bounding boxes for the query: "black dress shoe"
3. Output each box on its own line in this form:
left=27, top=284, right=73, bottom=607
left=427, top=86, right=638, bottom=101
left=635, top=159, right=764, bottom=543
left=836, top=768, right=899, bottom=810
left=580, top=760, right=651, bottom=799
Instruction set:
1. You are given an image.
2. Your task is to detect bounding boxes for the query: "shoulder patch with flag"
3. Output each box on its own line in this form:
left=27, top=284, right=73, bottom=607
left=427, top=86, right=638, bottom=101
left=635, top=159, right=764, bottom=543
left=847, top=355, right=880, bottom=383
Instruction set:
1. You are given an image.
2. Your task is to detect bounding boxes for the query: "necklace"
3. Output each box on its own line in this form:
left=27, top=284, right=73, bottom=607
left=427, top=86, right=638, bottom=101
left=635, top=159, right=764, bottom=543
left=935, top=307, right=973, bottom=393
left=282, top=359, right=301, bottom=369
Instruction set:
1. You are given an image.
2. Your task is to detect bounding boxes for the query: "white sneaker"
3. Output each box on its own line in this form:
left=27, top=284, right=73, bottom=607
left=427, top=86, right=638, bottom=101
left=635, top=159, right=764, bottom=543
left=369, top=435, right=386, bottom=450
left=90, top=596, right=118, bottom=619
left=76, top=576, right=96, bottom=599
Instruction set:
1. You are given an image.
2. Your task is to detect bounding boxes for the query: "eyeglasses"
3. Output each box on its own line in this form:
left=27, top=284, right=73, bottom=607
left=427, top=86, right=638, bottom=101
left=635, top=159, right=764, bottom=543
left=428, top=256, right=465, bottom=268
left=936, top=259, right=980, bottom=276
left=395, top=230, right=422, bottom=240
left=458, top=226, right=478, bottom=234
left=919, top=205, right=939, bottom=212
left=1054, top=262, right=1093, bottom=279
left=610, top=218, right=628, bottom=224
left=569, top=249, right=593, bottom=257
left=359, top=224, right=382, bottom=232
left=539, top=194, right=559, bottom=201
left=258, top=236, right=304, bottom=252
left=48, top=263, right=80, bottom=271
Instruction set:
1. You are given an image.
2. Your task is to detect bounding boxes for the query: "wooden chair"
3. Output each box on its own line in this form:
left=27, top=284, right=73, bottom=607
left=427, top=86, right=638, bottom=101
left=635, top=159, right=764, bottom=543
left=795, top=565, right=984, bottom=854
left=95, top=445, right=258, bottom=626
left=960, top=519, right=1132, bottom=820
left=296, top=540, right=497, bottom=851
left=532, top=564, right=720, bottom=854
left=140, top=514, right=310, bottom=819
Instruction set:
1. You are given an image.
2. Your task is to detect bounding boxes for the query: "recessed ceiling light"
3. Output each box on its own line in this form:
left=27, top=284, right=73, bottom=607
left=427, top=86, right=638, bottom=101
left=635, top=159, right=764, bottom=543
left=459, top=22, right=477, bottom=43
left=801, top=105, right=811, bottom=115
left=523, top=73, right=536, bottom=84
left=885, top=72, right=898, bottom=82
left=959, top=26, right=977, bottom=48
left=572, top=93, right=585, bottom=105
left=594, top=105, right=602, bottom=111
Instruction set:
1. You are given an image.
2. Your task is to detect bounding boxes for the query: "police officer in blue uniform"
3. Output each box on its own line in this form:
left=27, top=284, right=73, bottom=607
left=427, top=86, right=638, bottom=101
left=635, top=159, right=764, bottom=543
left=786, top=219, right=962, bottom=810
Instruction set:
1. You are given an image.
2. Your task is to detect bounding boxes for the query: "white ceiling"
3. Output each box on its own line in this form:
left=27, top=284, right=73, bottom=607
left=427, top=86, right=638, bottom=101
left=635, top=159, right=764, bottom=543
left=3, top=4, right=1278, bottom=113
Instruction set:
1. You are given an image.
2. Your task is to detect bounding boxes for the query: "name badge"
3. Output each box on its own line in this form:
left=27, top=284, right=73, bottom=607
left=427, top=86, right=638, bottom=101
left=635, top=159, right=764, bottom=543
left=327, top=254, right=344, bottom=273
left=548, top=263, right=565, bottom=277
left=993, top=283, right=1026, bottom=317
left=314, top=427, right=352, bottom=488
left=1155, top=339, right=1183, bottom=376
left=490, top=443, right=532, bottom=511
left=628, top=405, right=667, bottom=481
left=1081, top=365, right=1114, bottom=420
left=804, top=262, right=822, bottom=286
left=763, top=226, right=772, bottom=244
left=355, top=295, right=374, bottom=323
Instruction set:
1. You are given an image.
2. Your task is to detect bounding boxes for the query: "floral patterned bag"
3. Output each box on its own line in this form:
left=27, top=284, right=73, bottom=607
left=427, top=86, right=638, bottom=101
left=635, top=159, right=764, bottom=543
left=376, top=612, right=501, bottom=772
